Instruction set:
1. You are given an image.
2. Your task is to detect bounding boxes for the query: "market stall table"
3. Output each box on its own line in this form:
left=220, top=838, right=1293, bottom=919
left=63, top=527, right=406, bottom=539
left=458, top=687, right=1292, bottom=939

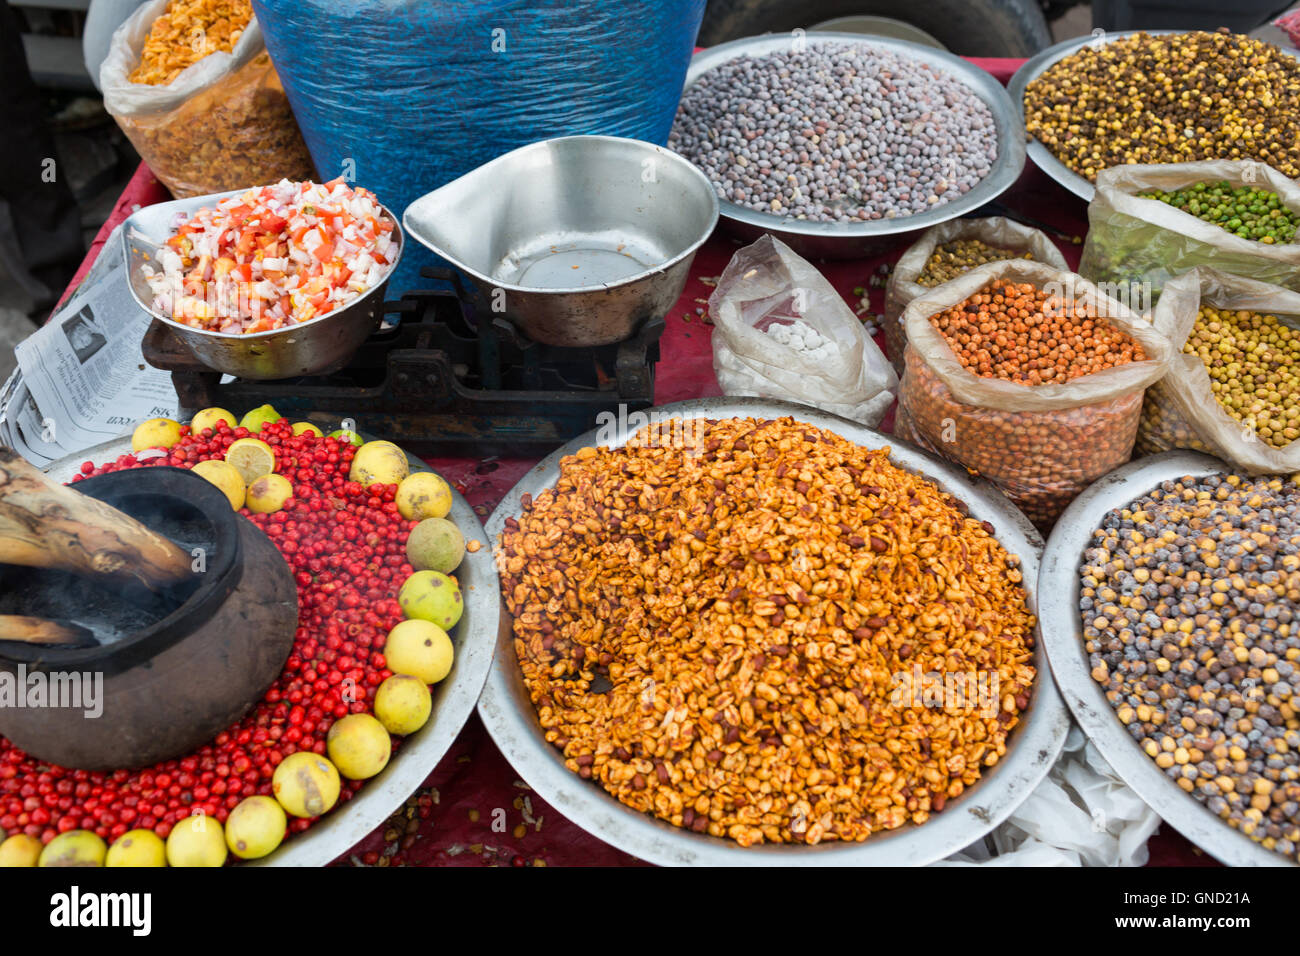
left=49, top=58, right=1216, bottom=867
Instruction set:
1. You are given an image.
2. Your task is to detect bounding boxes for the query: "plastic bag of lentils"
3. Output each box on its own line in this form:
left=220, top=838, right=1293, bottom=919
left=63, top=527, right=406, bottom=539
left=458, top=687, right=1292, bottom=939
left=882, top=217, right=1068, bottom=376
left=1137, top=266, right=1300, bottom=473
left=898, top=260, right=1173, bottom=528
left=711, top=235, right=898, bottom=426
left=1079, top=160, right=1300, bottom=297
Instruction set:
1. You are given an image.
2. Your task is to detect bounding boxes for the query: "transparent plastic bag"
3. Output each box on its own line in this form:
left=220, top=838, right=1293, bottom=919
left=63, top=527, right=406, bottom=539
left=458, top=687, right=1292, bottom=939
left=899, top=260, right=1173, bottom=528
left=883, top=217, right=1068, bottom=376
left=1079, top=161, right=1300, bottom=297
left=100, top=0, right=314, bottom=197
left=1138, top=267, right=1300, bottom=473
left=710, top=235, right=898, bottom=426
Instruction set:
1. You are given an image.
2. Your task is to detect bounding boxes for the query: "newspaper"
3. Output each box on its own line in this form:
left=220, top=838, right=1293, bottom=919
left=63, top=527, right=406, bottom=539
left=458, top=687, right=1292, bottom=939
left=0, top=224, right=180, bottom=468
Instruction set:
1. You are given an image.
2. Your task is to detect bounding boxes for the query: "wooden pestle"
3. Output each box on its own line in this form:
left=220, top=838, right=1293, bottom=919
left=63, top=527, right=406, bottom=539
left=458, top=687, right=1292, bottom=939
left=0, top=447, right=194, bottom=594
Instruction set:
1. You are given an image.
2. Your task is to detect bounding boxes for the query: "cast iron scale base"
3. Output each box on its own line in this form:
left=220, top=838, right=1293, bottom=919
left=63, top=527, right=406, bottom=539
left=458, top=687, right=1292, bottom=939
left=140, top=269, right=664, bottom=457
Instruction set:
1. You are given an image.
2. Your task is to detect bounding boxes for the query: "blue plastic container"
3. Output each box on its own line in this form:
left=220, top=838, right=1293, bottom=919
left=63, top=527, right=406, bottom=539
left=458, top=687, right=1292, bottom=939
left=251, top=0, right=706, bottom=295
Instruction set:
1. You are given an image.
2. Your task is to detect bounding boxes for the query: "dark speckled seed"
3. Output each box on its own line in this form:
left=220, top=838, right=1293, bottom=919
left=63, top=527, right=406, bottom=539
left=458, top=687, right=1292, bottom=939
left=1078, top=471, right=1300, bottom=863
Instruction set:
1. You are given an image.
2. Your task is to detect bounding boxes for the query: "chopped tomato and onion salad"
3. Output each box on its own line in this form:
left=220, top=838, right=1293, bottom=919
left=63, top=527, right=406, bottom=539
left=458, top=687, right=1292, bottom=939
left=142, top=179, right=396, bottom=334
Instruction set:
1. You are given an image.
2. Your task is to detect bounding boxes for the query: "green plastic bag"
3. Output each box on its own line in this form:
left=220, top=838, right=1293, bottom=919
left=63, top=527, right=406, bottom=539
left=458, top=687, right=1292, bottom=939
left=1079, top=161, right=1300, bottom=298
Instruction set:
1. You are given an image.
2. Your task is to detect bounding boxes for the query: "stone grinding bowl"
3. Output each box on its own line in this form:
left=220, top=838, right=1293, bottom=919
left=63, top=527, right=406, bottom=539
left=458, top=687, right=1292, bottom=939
left=0, top=466, right=298, bottom=770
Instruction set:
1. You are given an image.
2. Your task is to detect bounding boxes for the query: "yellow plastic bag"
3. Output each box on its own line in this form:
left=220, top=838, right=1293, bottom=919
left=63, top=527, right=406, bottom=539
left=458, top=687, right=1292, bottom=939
left=100, top=0, right=314, bottom=197
left=1137, top=267, right=1300, bottom=473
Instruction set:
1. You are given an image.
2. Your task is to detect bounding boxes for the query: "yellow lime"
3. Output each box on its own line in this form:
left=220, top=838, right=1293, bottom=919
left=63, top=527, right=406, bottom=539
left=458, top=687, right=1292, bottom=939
left=105, top=829, right=166, bottom=867
left=272, top=752, right=341, bottom=818
left=326, top=714, right=392, bottom=780
left=165, top=814, right=227, bottom=867
left=0, top=833, right=42, bottom=867
left=292, top=422, right=323, bottom=437
left=191, top=459, right=246, bottom=510
left=398, top=570, right=463, bottom=630
left=245, top=473, right=293, bottom=514
left=384, top=618, right=454, bottom=684
left=225, top=796, right=287, bottom=860
left=373, top=674, right=432, bottom=736
left=349, top=440, right=409, bottom=488
left=38, top=830, right=107, bottom=867
left=396, top=472, right=453, bottom=521
left=131, top=417, right=182, bottom=452
left=225, top=437, right=276, bottom=485
left=190, top=407, right=236, bottom=435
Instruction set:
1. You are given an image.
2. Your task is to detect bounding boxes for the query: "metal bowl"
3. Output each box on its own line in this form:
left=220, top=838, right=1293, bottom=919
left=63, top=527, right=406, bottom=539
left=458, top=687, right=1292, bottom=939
left=1010, top=31, right=1300, bottom=203
left=478, top=396, right=1070, bottom=866
left=41, top=435, right=500, bottom=867
left=1039, top=450, right=1294, bottom=867
left=121, top=189, right=404, bottom=381
left=403, top=135, right=719, bottom=348
left=675, top=33, right=1026, bottom=260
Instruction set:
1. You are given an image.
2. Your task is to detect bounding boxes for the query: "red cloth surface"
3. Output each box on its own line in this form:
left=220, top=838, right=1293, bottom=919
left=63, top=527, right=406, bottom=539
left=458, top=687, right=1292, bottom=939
left=54, top=58, right=1210, bottom=866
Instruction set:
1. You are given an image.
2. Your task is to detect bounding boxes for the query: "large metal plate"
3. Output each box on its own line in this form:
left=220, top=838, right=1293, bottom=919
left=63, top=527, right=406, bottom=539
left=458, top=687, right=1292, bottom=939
left=1039, top=450, right=1293, bottom=867
left=478, top=397, right=1069, bottom=866
left=1009, top=30, right=1300, bottom=203
left=42, top=435, right=500, bottom=868
left=676, top=33, right=1026, bottom=260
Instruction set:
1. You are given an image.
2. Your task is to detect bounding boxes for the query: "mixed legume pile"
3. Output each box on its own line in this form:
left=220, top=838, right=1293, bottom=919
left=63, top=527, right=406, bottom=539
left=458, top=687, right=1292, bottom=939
left=669, top=44, right=997, bottom=223
left=1024, top=31, right=1300, bottom=182
left=929, top=280, right=1147, bottom=386
left=1138, top=182, right=1299, bottom=245
left=916, top=238, right=1034, bottom=287
left=1186, top=306, right=1300, bottom=449
left=1081, top=474, right=1300, bottom=861
left=497, top=417, right=1036, bottom=846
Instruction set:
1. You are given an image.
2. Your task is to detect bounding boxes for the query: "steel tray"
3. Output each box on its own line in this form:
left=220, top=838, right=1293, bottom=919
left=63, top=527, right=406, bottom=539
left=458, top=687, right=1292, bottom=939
left=478, top=396, right=1069, bottom=865
left=42, top=434, right=499, bottom=868
left=1039, top=450, right=1293, bottom=867
left=1009, top=30, right=1300, bottom=203
left=676, top=33, right=1026, bottom=260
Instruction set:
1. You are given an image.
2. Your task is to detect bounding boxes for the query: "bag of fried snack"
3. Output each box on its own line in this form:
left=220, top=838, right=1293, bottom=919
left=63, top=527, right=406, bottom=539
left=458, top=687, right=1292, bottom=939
left=100, top=0, right=315, bottom=197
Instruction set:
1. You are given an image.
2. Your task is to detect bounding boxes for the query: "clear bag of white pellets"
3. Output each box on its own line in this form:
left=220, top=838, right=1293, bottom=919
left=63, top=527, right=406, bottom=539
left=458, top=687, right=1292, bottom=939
left=1138, top=267, right=1300, bottom=474
left=1079, top=161, right=1300, bottom=297
left=710, top=235, right=898, bottom=426
left=883, top=217, right=1068, bottom=376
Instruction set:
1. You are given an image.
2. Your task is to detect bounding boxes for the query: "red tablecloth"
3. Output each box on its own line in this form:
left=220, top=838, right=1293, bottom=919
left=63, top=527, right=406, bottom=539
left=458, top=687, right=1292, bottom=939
left=56, top=58, right=1215, bottom=867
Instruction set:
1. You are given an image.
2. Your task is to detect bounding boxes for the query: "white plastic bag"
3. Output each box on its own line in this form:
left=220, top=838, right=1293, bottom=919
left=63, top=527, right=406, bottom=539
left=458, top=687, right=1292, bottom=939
left=938, top=726, right=1161, bottom=867
left=710, top=235, right=897, bottom=426
left=99, top=0, right=314, bottom=197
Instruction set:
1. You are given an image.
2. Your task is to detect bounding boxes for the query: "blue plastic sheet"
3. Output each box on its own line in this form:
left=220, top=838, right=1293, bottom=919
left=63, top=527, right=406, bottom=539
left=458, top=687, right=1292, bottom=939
left=251, top=0, right=705, bottom=294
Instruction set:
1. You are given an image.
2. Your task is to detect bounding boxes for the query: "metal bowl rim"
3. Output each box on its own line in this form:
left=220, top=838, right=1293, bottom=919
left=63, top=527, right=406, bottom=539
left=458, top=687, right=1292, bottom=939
left=120, top=188, right=405, bottom=342
left=477, top=396, right=1070, bottom=866
left=676, top=32, right=1027, bottom=243
left=39, top=434, right=500, bottom=868
left=1038, top=449, right=1295, bottom=867
left=1009, top=29, right=1300, bottom=203
left=401, top=134, right=721, bottom=297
